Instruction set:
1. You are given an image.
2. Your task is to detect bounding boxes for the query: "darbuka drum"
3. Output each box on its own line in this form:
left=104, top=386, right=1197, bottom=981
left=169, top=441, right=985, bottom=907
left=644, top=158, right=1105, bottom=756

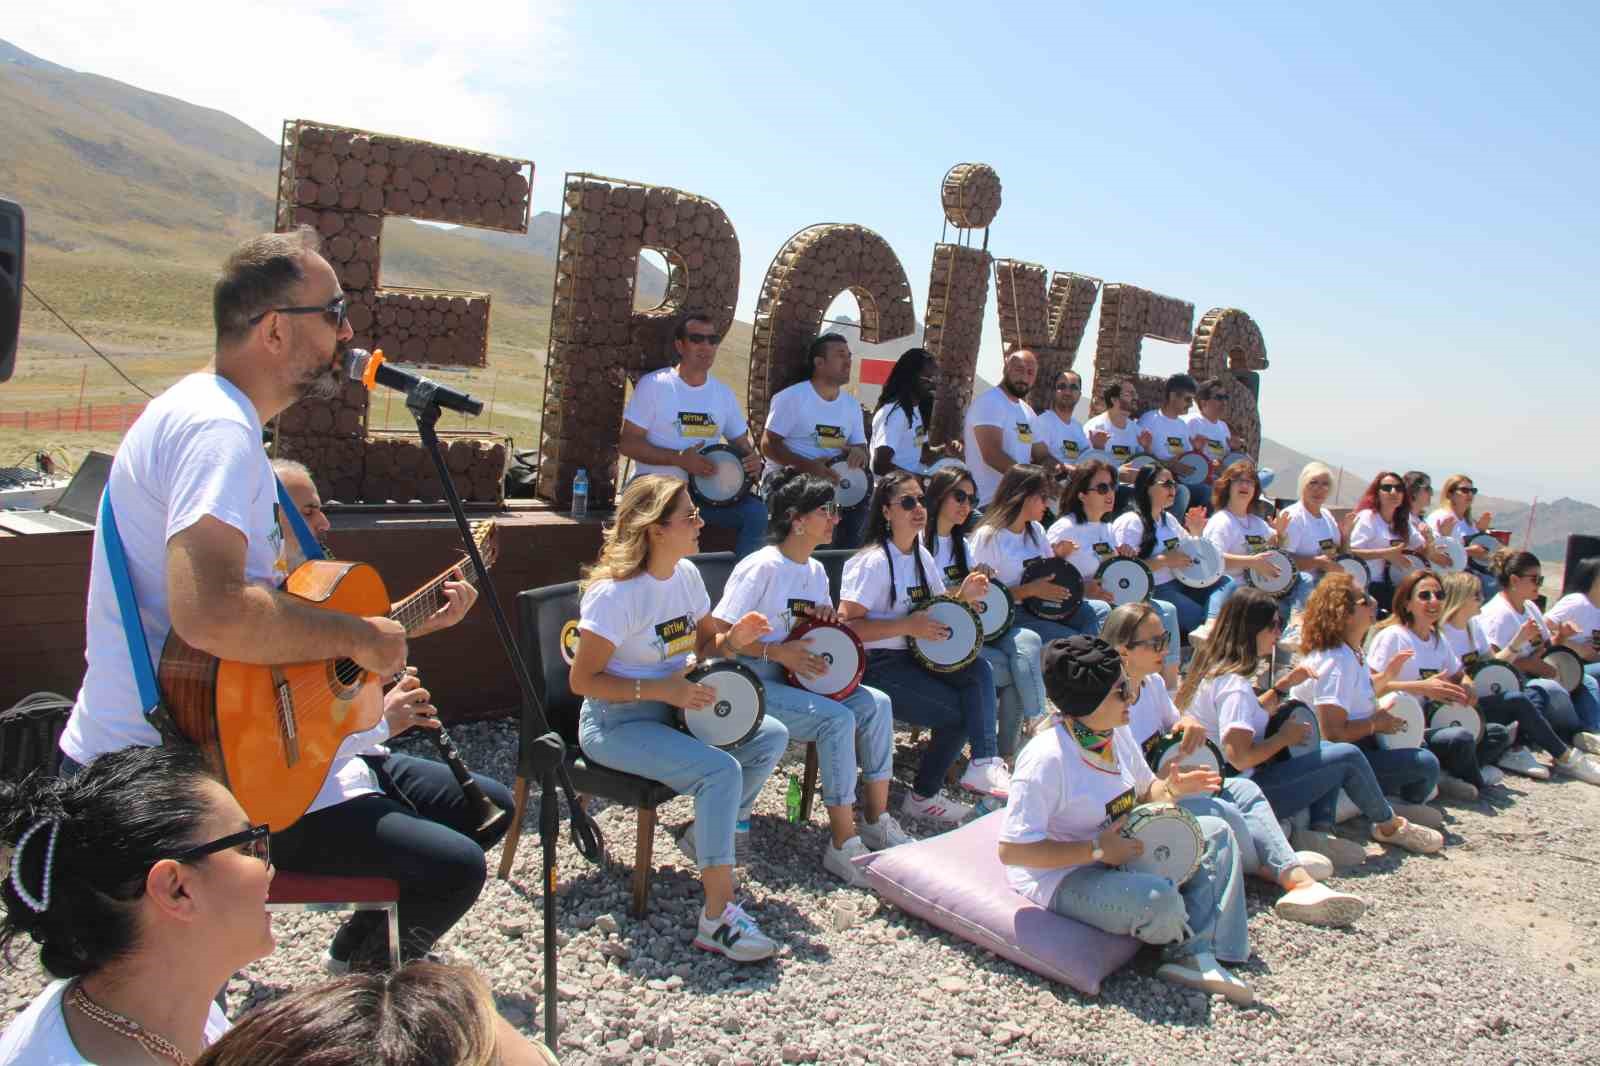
left=1334, top=554, right=1371, bottom=591
left=972, top=579, right=1015, bottom=644
left=1544, top=647, right=1585, bottom=695
left=1245, top=548, right=1297, bottom=598
left=1019, top=556, right=1084, bottom=621
left=681, top=660, right=766, bottom=749
left=1119, top=803, right=1204, bottom=885
left=1428, top=702, right=1484, bottom=741
left=1172, top=451, right=1211, bottom=488
left=1266, top=699, right=1321, bottom=760
left=908, top=597, right=983, bottom=674
left=782, top=619, right=865, bottom=701
left=1125, top=454, right=1160, bottom=473
left=1466, top=532, right=1501, bottom=574
left=1142, top=731, right=1225, bottom=776
left=1375, top=692, right=1426, bottom=749
left=686, top=444, right=749, bottom=509
left=1175, top=538, right=1224, bottom=589
left=1470, top=661, right=1523, bottom=700
left=829, top=460, right=872, bottom=509
left=927, top=457, right=965, bottom=475
left=1095, top=556, right=1154, bottom=605
left=1433, top=537, right=1468, bottom=573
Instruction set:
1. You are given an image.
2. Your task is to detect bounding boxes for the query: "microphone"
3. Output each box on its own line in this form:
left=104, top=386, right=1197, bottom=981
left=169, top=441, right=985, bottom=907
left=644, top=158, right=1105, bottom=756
left=344, top=348, right=483, bottom=416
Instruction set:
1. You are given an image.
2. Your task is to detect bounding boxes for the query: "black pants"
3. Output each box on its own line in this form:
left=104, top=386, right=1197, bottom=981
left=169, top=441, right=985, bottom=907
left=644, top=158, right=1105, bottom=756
left=1482, top=688, right=1574, bottom=758
left=1424, top=724, right=1514, bottom=789
left=272, top=752, right=515, bottom=964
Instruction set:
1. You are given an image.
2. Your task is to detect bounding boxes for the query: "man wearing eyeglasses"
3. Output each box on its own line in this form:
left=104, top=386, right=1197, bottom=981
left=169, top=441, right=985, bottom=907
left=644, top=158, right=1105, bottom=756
left=1033, top=369, right=1109, bottom=471
left=620, top=310, right=766, bottom=558
left=60, top=227, right=409, bottom=786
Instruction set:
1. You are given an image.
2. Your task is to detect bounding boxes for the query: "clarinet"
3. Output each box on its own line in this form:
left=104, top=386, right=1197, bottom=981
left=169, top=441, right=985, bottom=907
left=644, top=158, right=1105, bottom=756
left=430, top=726, right=512, bottom=845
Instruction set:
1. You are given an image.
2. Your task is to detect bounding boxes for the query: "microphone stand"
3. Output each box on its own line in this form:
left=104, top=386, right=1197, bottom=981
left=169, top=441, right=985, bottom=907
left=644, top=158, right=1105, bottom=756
left=402, top=378, right=603, bottom=1044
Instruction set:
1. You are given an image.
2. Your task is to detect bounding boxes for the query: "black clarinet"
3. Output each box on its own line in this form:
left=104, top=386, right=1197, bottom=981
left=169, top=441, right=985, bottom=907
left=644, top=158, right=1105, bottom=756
left=430, top=726, right=512, bottom=845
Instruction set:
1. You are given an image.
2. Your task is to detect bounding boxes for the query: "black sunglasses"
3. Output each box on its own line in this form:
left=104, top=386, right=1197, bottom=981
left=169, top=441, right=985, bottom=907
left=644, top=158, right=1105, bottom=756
left=895, top=494, right=928, bottom=512
left=1086, top=482, right=1115, bottom=495
left=683, top=331, right=721, bottom=345
left=1377, top=483, right=1404, bottom=493
left=172, top=823, right=271, bottom=866
left=248, top=294, right=348, bottom=329
left=1415, top=590, right=1443, bottom=602
left=949, top=489, right=975, bottom=505
left=1454, top=486, right=1479, bottom=496
left=1152, top=477, right=1176, bottom=489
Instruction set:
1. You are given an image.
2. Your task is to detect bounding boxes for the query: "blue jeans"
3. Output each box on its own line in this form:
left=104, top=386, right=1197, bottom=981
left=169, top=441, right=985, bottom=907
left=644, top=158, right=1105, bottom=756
left=1525, top=678, right=1587, bottom=742
left=1156, top=579, right=1211, bottom=637
left=1482, top=687, right=1569, bottom=758
left=1576, top=665, right=1600, bottom=731
left=1250, top=741, right=1395, bottom=831
left=701, top=493, right=770, bottom=559
left=1017, top=597, right=1110, bottom=644
left=865, top=649, right=997, bottom=797
left=1181, top=776, right=1299, bottom=881
left=1355, top=739, right=1440, bottom=804
left=1048, top=814, right=1249, bottom=964
left=984, top=626, right=1044, bottom=760
left=738, top=657, right=893, bottom=808
left=1206, top=575, right=1239, bottom=620
left=578, top=696, right=788, bottom=869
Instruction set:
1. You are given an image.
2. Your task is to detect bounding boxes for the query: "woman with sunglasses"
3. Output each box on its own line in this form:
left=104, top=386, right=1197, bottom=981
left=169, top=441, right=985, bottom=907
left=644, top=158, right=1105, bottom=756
left=1429, top=475, right=1499, bottom=595
left=709, top=468, right=911, bottom=887
left=570, top=475, right=790, bottom=963
left=1111, top=465, right=1209, bottom=674
left=1102, top=603, right=1365, bottom=926
left=1367, top=570, right=1515, bottom=800
left=0, top=745, right=272, bottom=1063
left=998, top=635, right=1255, bottom=1005
left=1293, top=573, right=1452, bottom=824
left=1438, top=571, right=1600, bottom=783
left=1347, top=470, right=1436, bottom=612
left=1199, top=460, right=1309, bottom=627
left=841, top=471, right=1002, bottom=824
left=1176, top=588, right=1444, bottom=859
left=923, top=464, right=1047, bottom=760
left=1026, top=460, right=1132, bottom=638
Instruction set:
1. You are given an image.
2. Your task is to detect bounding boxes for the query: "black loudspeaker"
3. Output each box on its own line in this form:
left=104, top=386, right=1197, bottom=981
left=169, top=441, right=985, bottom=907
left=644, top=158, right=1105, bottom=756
left=0, top=197, right=23, bottom=383
left=1564, top=534, right=1600, bottom=597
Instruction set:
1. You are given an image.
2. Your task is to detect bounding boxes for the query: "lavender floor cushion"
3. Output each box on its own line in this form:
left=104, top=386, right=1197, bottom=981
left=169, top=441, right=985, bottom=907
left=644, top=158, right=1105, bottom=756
left=858, top=811, right=1139, bottom=996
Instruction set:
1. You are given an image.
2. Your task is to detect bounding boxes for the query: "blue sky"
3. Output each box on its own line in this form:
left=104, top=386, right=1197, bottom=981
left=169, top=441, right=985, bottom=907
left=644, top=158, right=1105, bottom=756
left=10, top=1, right=1599, bottom=504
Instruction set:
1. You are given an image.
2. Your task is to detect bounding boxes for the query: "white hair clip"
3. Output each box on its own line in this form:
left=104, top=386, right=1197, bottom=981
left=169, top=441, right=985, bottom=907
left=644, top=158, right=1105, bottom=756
left=10, top=818, right=61, bottom=914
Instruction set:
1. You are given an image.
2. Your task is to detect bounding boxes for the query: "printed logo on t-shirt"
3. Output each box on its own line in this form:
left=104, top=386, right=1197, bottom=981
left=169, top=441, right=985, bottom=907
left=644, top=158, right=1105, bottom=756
left=915, top=427, right=928, bottom=447
left=1104, top=787, right=1136, bottom=822
left=1462, top=651, right=1482, bottom=669
left=907, top=584, right=930, bottom=604
left=814, top=424, right=847, bottom=450
left=943, top=563, right=964, bottom=584
left=784, top=598, right=816, bottom=630
left=652, top=615, right=696, bottom=660
left=1419, top=668, right=1438, bottom=681
left=1111, top=444, right=1131, bottom=459
left=1165, top=435, right=1184, bottom=451
left=1318, top=537, right=1337, bottom=554
left=675, top=411, right=718, bottom=438
left=1092, top=541, right=1115, bottom=559
left=1245, top=535, right=1267, bottom=552
left=1162, top=537, right=1180, bottom=554
left=559, top=620, right=581, bottom=666
left=1062, top=441, right=1082, bottom=460
left=1591, top=629, right=1600, bottom=650
left=1204, top=440, right=1224, bottom=459
left=1015, top=422, right=1034, bottom=444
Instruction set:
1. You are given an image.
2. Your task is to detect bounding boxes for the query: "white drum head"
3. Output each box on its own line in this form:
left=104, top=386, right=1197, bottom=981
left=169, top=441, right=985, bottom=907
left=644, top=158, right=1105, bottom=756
left=1376, top=692, right=1426, bottom=749
left=1173, top=451, right=1211, bottom=487
left=912, top=599, right=980, bottom=669
left=1278, top=702, right=1321, bottom=758
left=1389, top=553, right=1424, bottom=581
left=830, top=461, right=871, bottom=508
left=1434, top=537, right=1468, bottom=573
left=1335, top=554, right=1371, bottom=591
left=1246, top=548, right=1296, bottom=597
left=1097, top=557, right=1153, bottom=605
left=692, top=447, right=746, bottom=505
left=1120, top=804, right=1203, bottom=885
left=1155, top=738, right=1222, bottom=776
left=1545, top=647, right=1585, bottom=694
left=1221, top=450, right=1252, bottom=472
left=1075, top=449, right=1116, bottom=469
left=928, top=457, right=965, bottom=474
left=1472, top=662, right=1522, bottom=699
left=1430, top=702, right=1483, bottom=741
left=787, top=623, right=863, bottom=699
left=1126, top=454, right=1160, bottom=472
left=683, top=664, right=763, bottom=748
left=974, top=582, right=1013, bottom=641
left=1175, top=538, right=1224, bottom=589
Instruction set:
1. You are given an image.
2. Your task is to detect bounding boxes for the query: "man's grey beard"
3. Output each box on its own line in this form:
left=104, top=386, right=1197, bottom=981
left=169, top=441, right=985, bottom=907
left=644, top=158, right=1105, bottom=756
left=298, top=352, right=345, bottom=401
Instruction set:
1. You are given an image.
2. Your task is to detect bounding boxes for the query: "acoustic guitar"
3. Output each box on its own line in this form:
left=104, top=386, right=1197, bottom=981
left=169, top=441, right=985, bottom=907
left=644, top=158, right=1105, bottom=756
left=158, top=522, right=499, bottom=830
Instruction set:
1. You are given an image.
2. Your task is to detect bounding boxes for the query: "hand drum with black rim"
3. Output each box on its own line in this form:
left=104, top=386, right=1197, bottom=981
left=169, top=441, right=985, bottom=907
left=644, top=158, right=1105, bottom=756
left=1245, top=548, right=1297, bottom=598
left=1334, top=554, right=1371, bottom=591
left=1432, top=537, right=1468, bottom=574
left=972, top=579, right=1015, bottom=644
left=1096, top=556, right=1154, bottom=605
left=1544, top=646, right=1585, bottom=695
left=1470, top=661, right=1523, bottom=700
left=1466, top=532, right=1501, bottom=574
left=1175, top=538, right=1224, bottom=589
left=907, top=596, right=982, bottom=674
left=829, top=460, right=872, bottom=509
left=782, top=619, right=865, bottom=701
left=686, top=444, right=749, bottom=509
left=1428, top=701, right=1484, bottom=741
left=1266, top=699, right=1321, bottom=760
left=680, top=659, right=766, bottom=749
left=1020, top=555, right=1084, bottom=621
left=1142, top=731, right=1225, bottom=777
left=1173, top=451, right=1211, bottom=488
left=1119, top=803, right=1204, bottom=885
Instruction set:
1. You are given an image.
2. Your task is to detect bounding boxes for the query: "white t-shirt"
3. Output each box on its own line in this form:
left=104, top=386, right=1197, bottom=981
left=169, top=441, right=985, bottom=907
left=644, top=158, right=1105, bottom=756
left=1478, top=594, right=1550, bottom=656
left=1183, top=673, right=1265, bottom=777
left=1110, top=510, right=1188, bottom=586
left=61, top=374, right=289, bottom=765
left=1293, top=644, right=1376, bottom=721
left=578, top=559, right=711, bottom=680
left=969, top=522, right=1052, bottom=587
left=711, top=545, right=832, bottom=644
left=1547, top=593, right=1600, bottom=653
left=1126, top=673, right=1181, bottom=746
left=622, top=367, right=749, bottom=481
left=1367, top=625, right=1462, bottom=682
left=1047, top=514, right=1117, bottom=582
left=962, top=386, right=1038, bottom=503
left=840, top=540, right=947, bottom=651
left=0, top=978, right=230, bottom=1064
left=762, top=380, right=867, bottom=479
left=1033, top=409, right=1090, bottom=466
left=1348, top=509, right=1423, bottom=583
left=1138, top=410, right=1193, bottom=461
left=1424, top=507, right=1468, bottom=539
left=1185, top=414, right=1231, bottom=464
left=999, top=721, right=1152, bottom=906
left=927, top=531, right=975, bottom=587
left=869, top=402, right=927, bottom=475
left=1279, top=502, right=1341, bottom=558
left=1440, top=618, right=1495, bottom=666
left=1083, top=412, right=1143, bottom=464
left=1203, top=509, right=1273, bottom=572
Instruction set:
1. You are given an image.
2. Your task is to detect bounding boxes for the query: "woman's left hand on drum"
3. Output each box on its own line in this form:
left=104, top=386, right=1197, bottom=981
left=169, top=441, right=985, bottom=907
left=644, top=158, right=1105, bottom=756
left=669, top=671, right=719, bottom=711
left=774, top=639, right=829, bottom=681
left=957, top=571, right=990, bottom=604
left=906, top=612, right=952, bottom=642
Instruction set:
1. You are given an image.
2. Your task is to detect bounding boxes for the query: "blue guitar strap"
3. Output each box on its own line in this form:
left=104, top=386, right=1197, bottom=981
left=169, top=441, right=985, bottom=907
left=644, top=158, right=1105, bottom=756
left=97, top=489, right=182, bottom=743
left=276, top=477, right=326, bottom=562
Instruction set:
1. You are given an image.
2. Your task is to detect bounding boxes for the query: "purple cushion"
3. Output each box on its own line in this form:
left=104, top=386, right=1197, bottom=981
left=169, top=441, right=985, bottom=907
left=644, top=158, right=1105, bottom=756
left=858, top=811, right=1139, bottom=996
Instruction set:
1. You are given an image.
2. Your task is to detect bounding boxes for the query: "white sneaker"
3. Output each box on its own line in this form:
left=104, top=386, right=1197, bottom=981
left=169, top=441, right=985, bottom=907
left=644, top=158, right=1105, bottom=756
left=1294, top=851, right=1334, bottom=881
left=1498, top=748, right=1550, bottom=780
left=1156, top=951, right=1253, bottom=1005
left=900, top=790, right=974, bottom=825
left=1573, top=732, right=1600, bottom=756
left=1556, top=750, right=1600, bottom=786
left=322, top=950, right=351, bottom=976
left=958, top=757, right=1011, bottom=798
left=1273, top=882, right=1366, bottom=927
left=693, top=902, right=777, bottom=963
left=858, top=813, right=914, bottom=850
left=1479, top=765, right=1506, bottom=787
left=822, top=836, right=871, bottom=887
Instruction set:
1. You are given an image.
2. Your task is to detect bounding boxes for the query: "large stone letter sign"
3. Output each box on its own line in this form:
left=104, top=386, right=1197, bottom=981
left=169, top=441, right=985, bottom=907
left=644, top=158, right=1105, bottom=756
left=1088, top=283, right=1195, bottom=418
left=993, top=260, right=1100, bottom=416
left=1189, top=307, right=1269, bottom=459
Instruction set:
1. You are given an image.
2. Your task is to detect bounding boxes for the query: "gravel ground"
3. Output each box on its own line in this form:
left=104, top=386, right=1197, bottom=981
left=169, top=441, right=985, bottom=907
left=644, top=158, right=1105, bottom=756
left=6, top=721, right=1599, bottom=1065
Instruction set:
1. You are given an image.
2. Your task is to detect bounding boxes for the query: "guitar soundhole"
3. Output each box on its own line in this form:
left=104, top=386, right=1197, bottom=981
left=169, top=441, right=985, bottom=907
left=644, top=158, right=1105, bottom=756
left=328, top=658, right=364, bottom=693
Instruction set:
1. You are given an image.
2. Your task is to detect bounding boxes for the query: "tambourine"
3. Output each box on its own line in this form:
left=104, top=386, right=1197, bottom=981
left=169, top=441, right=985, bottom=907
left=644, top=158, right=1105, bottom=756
left=1469, top=661, right=1524, bottom=700
left=972, top=579, right=1015, bottom=644
left=1432, top=537, right=1468, bottom=574
left=1172, top=451, right=1211, bottom=488
left=1174, top=538, right=1224, bottom=589
left=1095, top=556, right=1154, bottom=605
left=1119, top=803, right=1204, bottom=885
left=1266, top=699, right=1321, bottom=762
left=1544, top=646, right=1586, bottom=695
left=927, top=457, right=966, bottom=475
left=686, top=444, right=750, bottom=509
left=829, top=460, right=873, bottom=509
left=1428, top=701, right=1484, bottom=742
left=1465, top=532, right=1501, bottom=574
left=908, top=596, right=983, bottom=674
left=1244, top=548, right=1297, bottom=598
left=782, top=619, right=865, bottom=701
left=1142, top=730, right=1225, bottom=777
left=1019, top=555, right=1084, bottom=621
left=681, top=659, right=767, bottom=749
left=1334, top=554, right=1371, bottom=591
left=1374, top=692, right=1426, bottom=750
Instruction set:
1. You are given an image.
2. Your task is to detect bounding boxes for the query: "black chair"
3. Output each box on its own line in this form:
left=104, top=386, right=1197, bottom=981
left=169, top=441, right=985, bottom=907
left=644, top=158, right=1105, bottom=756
left=813, top=548, right=855, bottom=605
left=0, top=694, right=71, bottom=784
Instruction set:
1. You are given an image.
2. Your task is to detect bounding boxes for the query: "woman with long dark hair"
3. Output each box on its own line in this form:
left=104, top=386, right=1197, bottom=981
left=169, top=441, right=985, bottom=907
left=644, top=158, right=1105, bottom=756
left=978, top=463, right=1110, bottom=640
left=869, top=347, right=959, bottom=476
left=1110, top=464, right=1208, bottom=676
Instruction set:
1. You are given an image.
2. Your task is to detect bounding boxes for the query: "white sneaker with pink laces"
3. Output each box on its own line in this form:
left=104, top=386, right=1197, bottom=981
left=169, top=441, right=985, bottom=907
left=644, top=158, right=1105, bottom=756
left=900, top=790, right=974, bottom=825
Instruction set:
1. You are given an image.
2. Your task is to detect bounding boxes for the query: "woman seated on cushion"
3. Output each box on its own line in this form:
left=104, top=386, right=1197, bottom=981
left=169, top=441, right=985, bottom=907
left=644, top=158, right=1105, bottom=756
left=1176, top=588, right=1444, bottom=862
left=997, top=634, right=1254, bottom=1005
left=1100, top=602, right=1365, bottom=926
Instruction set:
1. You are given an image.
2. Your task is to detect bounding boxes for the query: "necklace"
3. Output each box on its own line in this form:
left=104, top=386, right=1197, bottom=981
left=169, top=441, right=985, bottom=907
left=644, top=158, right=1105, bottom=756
left=69, top=982, right=193, bottom=1066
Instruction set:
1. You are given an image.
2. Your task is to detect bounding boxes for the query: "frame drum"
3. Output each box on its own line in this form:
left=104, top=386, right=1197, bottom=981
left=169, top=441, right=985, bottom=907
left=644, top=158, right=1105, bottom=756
left=1096, top=556, right=1155, bottom=605
left=1544, top=646, right=1585, bottom=695
left=1175, top=538, right=1224, bottom=589
left=829, top=460, right=873, bottom=509
left=1019, top=556, right=1085, bottom=621
left=1267, top=699, right=1321, bottom=760
left=1334, top=554, right=1371, bottom=591
left=681, top=659, right=767, bottom=749
left=973, top=579, right=1015, bottom=644
left=1142, top=731, right=1225, bottom=777
left=1245, top=548, right=1297, bottom=598
left=1470, top=661, right=1523, bottom=700
left=783, top=619, right=866, bottom=701
left=1428, top=701, right=1484, bottom=741
left=1173, top=451, right=1211, bottom=488
left=686, top=444, right=749, bottom=509
left=1119, top=803, right=1204, bottom=885
left=908, top=597, right=983, bottom=674
left=1375, top=692, right=1426, bottom=749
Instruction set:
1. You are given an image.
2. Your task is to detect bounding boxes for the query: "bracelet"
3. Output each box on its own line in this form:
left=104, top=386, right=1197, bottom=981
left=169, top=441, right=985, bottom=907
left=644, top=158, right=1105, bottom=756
left=1090, top=846, right=1105, bottom=862
left=761, top=643, right=770, bottom=661
left=634, top=678, right=642, bottom=702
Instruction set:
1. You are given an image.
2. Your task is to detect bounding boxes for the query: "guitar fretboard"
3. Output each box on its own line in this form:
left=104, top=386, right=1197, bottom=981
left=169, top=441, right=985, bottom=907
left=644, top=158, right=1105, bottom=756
left=391, top=559, right=485, bottom=634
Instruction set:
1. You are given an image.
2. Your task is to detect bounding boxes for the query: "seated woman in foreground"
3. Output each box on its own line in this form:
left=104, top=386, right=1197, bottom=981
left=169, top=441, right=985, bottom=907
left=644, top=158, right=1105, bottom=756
left=998, top=634, right=1255, bottom=1005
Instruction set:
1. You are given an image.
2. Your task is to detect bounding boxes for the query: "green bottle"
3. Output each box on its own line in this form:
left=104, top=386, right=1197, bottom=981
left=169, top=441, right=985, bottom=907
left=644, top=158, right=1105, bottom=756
left=785, top=773, right=802, bottom=823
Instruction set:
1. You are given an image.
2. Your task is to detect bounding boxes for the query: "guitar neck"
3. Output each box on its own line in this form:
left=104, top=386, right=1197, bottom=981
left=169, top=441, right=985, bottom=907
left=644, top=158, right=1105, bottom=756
left=391, top=557, right=485, bottom=635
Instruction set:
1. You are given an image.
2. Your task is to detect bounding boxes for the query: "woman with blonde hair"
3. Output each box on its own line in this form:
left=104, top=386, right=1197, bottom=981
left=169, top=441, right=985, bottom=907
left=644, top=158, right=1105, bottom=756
left=1277, top=463, right=1351, bottom=587
left=1429, top=475, right=1497, bottom=594
left=568, top=475, right=789, bottom=962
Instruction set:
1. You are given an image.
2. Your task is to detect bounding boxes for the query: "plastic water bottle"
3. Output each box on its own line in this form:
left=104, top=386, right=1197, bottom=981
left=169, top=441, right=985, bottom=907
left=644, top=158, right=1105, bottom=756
left=571, top=467, right=589, bottom=519
left=785, top=773, right=802, bottom=823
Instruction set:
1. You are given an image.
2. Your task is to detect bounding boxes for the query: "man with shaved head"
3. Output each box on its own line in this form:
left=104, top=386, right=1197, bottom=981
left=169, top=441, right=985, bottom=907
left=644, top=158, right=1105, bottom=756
left=962, top=347, right=1058, bottom=505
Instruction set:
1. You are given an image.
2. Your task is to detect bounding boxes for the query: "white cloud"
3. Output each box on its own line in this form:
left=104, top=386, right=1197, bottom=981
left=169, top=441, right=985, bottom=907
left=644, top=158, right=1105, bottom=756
left=7, top=0, right=570, bottom=153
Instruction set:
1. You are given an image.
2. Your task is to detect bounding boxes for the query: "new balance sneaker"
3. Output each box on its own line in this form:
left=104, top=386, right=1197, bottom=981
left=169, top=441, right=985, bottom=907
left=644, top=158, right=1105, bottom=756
left=822, top=836, right=871, bottom=887
left=1556, top=749, right=1600, bottom=785
left=859, top=812, right=914, bottom=850
left=958, top=757, right=1011, bottom=799
left=1273, top=882, right=1367, bottom=927
left=1573, top=732, right=1600, bottom=757
left=1498, top=747, right=1550, bottom=780
left=900, top=790, right=973, bottom=825
left=1479, top=765, right=1506, bottom=787
left=693, top=902, right=777, bottom=963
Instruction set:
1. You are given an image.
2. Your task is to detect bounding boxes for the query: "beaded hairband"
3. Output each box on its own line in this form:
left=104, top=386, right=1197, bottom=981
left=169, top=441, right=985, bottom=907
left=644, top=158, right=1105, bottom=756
left=10, top=818, right=61, bottom=913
